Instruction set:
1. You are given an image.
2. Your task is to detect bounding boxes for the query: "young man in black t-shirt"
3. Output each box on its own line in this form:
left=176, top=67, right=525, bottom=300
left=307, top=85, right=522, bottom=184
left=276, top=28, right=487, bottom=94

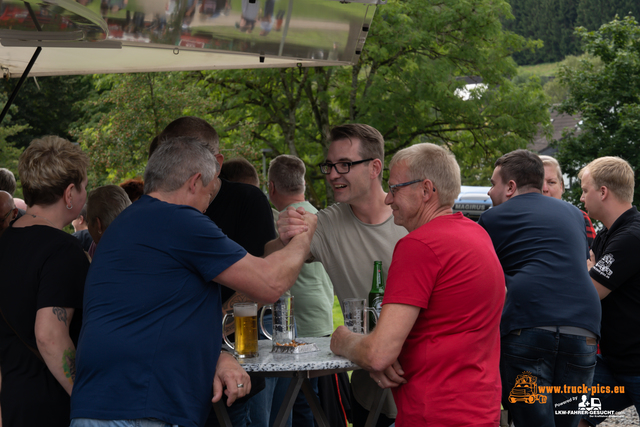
left=578, top=156, right=640, bottom=426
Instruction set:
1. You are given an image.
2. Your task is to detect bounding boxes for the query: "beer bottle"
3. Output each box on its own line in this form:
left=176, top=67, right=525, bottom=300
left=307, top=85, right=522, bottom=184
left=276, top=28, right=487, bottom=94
left=368, top=261, right=385, bottom=330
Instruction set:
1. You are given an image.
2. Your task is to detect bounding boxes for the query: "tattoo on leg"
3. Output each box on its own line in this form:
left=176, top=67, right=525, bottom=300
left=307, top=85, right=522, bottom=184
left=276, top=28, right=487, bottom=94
left=62, top=348, right=76, bottom=384
left=52, top=307, right=68, bottom=326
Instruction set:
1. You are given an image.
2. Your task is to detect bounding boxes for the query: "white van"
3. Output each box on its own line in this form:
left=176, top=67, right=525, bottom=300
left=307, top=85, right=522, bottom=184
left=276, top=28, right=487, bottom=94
left=452, top=185, right=492, bottom=221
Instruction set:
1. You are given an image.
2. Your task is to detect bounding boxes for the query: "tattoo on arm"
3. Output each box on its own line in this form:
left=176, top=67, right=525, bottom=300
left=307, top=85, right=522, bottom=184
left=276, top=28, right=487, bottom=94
left=52, top=307, right=68, bottom=327
left=62, top=348, right=76, bottom=384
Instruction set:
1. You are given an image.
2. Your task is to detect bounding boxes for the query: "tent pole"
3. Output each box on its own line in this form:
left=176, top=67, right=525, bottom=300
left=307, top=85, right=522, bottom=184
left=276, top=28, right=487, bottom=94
left=0, top=2, right=43, bottom=126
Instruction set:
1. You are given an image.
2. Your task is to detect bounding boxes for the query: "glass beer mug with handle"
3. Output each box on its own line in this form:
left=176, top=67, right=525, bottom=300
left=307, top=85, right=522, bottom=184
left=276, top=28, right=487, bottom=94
left=222, top=302, right=259, bottom=358
left=342, top=298, right=378, bottom=334
left=259, top=295, right=295, bottom=349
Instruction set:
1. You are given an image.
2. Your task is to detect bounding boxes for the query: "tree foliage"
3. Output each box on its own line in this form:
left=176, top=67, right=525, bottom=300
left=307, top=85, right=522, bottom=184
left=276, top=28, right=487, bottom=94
left=0, top=76, right=93, bottom=149
left=70, top=72, right=219, bottom=186
left=554, top=15, right=640, bottom=206
left=0, top=93, right=29, bottom=197
left=195, top=0, right=551, bottom=205
left=504, top=0, right=640, bottom=65
left=70, top=0, right=552, bottom=206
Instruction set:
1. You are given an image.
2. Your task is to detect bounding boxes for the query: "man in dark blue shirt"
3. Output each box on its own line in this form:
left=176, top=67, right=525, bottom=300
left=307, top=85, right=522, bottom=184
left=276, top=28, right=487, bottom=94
left=71, top=136, right=315, bottom=427
left=479, top=149, right=601, bottom=427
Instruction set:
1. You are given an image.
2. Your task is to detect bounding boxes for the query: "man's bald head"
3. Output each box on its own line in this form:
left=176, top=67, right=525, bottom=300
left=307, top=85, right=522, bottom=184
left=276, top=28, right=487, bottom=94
left=0, top=190, right=12, bottom=208
left=149, top=117, right=220, bottom=158
left=0, top=190, right=18, bottom=236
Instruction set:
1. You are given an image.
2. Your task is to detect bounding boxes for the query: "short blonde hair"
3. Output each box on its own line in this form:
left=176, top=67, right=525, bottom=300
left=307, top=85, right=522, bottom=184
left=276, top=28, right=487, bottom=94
left=389, top=143, right=461, bottom=207
left=18, top=136, right=89, bottom=207
left=539, top=155, right=564, bottom=194
left=579, top=156, right=634, bottom=203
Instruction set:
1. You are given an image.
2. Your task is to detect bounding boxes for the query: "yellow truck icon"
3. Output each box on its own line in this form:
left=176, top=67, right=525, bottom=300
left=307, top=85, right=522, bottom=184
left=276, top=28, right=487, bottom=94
left=508, top=372, right=548, bottom=404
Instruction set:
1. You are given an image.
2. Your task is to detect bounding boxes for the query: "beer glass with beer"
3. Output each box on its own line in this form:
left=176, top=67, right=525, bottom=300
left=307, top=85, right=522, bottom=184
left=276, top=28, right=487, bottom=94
left=222, top=302, right=259, bottom=358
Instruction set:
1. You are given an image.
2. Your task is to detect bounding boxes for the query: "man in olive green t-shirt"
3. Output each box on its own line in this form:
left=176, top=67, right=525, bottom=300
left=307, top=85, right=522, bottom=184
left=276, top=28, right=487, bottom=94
left=266, top=124, right=407, bottom=427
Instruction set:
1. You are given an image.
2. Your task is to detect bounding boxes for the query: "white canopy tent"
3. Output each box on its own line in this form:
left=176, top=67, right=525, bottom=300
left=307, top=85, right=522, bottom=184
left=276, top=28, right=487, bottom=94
left=0, top=0, right=382, bottom=120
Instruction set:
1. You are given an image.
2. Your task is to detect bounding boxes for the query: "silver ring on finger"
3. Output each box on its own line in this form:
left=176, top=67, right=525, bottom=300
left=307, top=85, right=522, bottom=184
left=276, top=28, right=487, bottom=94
left=237, top=383, right=244, bottom=388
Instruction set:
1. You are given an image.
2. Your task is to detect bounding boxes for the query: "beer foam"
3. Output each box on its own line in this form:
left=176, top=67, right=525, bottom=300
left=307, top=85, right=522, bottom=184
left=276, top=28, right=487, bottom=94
left=234, top=305, right=257, bottom=317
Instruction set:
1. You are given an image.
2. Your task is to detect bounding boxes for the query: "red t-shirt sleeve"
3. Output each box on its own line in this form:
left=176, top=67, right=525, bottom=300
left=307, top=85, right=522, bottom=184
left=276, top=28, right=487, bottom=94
left=383, top=236, right=437, bottom=310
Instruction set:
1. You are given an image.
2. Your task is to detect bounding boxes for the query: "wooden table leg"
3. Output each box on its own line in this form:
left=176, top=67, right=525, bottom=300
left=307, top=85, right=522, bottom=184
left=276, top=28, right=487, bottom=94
left=213, top=399, right=233, bottom=427
left=273, top=372, right=304, bottom=427
left=364, top=387, right=388, bottom=427
left=301, top=376, right=331, bottom=427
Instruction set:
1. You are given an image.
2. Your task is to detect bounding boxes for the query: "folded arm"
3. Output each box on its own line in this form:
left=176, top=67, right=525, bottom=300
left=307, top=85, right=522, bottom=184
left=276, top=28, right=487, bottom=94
left=34, top=307, right=77, bottom=396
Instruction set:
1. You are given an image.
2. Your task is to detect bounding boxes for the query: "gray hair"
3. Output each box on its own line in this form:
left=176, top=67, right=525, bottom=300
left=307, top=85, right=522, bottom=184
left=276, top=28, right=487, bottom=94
left=144, top=136, right=218, bottom=194
left=389, top=143, right=461, bottom=207
left=0, top=168, right=16, bottom=195
left=87, top=185, right=131, bottom=230
left=268, top=155, right=305, bottom=196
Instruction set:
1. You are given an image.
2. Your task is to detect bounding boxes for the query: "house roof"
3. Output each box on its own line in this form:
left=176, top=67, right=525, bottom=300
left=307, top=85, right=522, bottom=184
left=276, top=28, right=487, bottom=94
left=530, top=109, right=581, bottom=155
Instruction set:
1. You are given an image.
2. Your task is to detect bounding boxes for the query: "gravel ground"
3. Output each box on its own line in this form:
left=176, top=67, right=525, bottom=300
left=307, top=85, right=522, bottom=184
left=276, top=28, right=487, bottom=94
left=599, top=406, right=639, bottom=426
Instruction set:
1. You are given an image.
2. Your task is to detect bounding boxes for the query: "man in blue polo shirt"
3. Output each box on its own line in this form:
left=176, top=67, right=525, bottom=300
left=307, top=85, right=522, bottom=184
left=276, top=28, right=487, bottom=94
left=578, top=157, right=640, bottom=426
left=70, top=136, right=316, bottom=427
left=479, top=149, right=601, bottom=427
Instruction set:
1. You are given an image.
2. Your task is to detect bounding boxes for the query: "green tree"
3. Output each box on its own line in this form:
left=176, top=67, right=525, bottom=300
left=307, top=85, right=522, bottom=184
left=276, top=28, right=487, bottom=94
left=1, top=76, right=93, bottom=149
left=0, top=93, right=29, bottom=197
left=71, top=72, right=218, bottom=186
left=554, top=15, right=640, bottom=206
left=198, top=0, right=551, bottom=206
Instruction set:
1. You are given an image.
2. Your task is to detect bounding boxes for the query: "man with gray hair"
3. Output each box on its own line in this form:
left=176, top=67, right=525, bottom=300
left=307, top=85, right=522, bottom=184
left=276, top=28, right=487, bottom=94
left=330, top=142, right=505, bottom=426
left=70, top=136, right=316, bottom=427
left=264, top=154, right=334, bottom=425
left=152, top=116, right=277, bottom=426
left=0, top=168, right=16, bottom=195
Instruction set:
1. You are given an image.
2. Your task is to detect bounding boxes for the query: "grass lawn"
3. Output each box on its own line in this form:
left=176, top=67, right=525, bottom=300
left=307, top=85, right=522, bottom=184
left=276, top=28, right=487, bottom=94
left=518, top=61, right=561, bottom=77
left=332, top=295, right=344, bottom=330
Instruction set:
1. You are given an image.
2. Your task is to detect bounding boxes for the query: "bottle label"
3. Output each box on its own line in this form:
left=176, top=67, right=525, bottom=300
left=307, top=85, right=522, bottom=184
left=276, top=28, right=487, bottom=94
left=372, top=295, right=384, bottom=317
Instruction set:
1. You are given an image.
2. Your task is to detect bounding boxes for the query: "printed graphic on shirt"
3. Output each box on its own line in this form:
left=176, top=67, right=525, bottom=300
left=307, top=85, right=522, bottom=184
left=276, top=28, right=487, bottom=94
left=593, top=253, right=615, bottom=279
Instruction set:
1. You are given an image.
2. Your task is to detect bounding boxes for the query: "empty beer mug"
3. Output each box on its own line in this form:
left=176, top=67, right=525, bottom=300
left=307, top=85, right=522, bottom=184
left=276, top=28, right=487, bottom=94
left=342, top=298, right=378, bottom=334
left=223, top=302, right=259, bottom=358
left=260, top=295, right=295, bottom=348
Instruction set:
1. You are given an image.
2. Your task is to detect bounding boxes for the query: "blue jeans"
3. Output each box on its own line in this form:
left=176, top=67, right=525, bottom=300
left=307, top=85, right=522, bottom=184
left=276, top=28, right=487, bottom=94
left=71, top=419, right=178, bottom=427
left=501, top=328, right=597, bottom=427
left=247, top=313, right=293, bottom=427
left=583, top=354, right=640, bottom=425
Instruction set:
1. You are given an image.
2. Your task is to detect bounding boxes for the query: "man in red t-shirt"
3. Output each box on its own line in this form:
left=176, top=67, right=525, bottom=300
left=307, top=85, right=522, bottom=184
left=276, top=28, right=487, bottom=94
left=331, top=143, right=505, bottom=426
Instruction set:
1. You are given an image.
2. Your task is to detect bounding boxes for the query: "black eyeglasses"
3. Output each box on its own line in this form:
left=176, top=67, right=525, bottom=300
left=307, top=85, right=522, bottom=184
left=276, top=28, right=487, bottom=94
left=1, top=207, right=15, bottom=222
left=319, top=158, right=374, bottom=175
left=388, top=179, right=431, bottom=196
